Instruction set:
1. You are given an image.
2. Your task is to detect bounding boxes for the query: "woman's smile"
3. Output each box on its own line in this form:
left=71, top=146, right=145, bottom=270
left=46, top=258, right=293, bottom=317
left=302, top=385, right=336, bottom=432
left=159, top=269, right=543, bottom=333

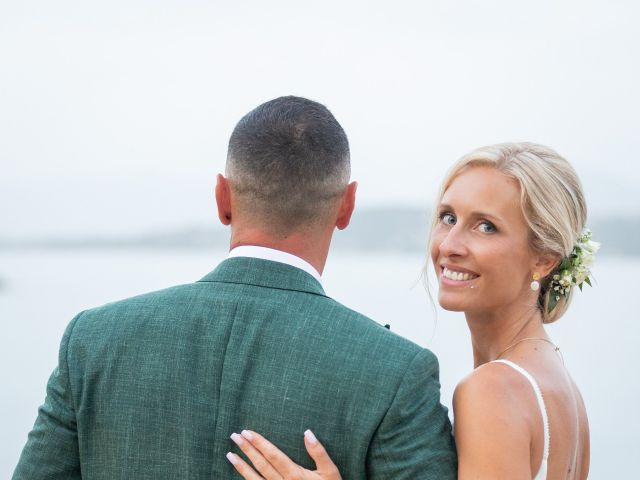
left=440, top=265, right=480, bottom=285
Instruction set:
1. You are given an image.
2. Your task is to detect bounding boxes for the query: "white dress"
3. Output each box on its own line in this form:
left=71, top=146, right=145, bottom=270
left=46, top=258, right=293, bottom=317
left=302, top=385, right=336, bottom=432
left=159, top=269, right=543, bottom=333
left=491, top=359, right=549, bottom=480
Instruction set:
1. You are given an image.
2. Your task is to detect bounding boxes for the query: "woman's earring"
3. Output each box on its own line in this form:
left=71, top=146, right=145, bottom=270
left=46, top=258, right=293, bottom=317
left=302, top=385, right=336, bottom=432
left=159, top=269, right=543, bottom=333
left=530, top=272, right=541, bottom=291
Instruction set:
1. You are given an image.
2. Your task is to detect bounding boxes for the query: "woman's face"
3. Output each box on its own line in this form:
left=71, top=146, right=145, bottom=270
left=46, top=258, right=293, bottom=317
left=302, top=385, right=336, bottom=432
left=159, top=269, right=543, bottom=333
left=430, top=165, right=537, bottom=314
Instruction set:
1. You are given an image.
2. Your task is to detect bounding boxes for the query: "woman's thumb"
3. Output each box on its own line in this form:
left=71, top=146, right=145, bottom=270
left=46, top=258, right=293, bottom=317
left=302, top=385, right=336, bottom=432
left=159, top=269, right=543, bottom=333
left=303, top=430, right=341, bottom=478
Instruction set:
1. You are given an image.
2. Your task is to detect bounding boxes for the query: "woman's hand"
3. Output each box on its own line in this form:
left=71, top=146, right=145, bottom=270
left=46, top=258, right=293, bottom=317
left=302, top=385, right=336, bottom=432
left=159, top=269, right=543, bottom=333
left=226, top=429, right=342, bottom=480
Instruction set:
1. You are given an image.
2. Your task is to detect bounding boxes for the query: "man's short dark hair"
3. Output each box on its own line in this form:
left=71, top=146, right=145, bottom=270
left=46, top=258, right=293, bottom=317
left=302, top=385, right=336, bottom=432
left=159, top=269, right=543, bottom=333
left=226, top=96, right=350, bottom=230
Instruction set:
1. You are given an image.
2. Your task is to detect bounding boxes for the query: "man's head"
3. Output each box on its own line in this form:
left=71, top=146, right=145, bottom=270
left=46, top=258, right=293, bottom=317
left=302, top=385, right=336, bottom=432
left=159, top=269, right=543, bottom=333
left=218, top=96, right=354, bottom=236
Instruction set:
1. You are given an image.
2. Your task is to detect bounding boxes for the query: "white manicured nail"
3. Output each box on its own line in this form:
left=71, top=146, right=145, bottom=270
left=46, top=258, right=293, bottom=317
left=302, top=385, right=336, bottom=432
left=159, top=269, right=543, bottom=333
left=304, top=429, right=318, bottom=445
left=230, top=433, right=244, bottom=445
left=226, top=452, right=239, bottom=465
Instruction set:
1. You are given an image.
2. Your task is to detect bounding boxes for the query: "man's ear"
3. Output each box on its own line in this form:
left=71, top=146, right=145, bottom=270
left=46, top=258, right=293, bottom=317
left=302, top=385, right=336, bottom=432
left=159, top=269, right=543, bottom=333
left=534, top=252, right=561, bottom=279
left=215, top=174, right=232, bottom=226
left=335, top=181, right=357, bottom=230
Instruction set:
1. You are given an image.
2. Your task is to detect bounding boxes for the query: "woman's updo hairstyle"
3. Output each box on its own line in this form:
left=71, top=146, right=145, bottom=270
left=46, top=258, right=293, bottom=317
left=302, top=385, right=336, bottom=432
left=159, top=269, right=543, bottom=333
left=431, top=142, right=587, bottom=323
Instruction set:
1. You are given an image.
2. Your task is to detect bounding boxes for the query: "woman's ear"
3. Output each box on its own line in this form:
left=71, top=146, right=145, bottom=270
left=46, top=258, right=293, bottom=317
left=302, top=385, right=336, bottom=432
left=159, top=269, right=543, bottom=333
left=534, top=252, right=562, bottom=278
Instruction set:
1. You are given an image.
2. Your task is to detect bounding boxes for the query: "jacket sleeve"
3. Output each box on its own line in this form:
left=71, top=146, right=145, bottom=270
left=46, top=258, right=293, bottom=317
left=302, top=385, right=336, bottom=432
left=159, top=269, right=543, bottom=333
left=366, top=348, right=457, bottom=479
left=12, top=313, right=83, bottom=480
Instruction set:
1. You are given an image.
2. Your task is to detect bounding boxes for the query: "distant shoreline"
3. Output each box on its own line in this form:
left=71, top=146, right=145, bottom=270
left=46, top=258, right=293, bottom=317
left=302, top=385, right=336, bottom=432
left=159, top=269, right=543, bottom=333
left=0, top=208, right=636, bottom=256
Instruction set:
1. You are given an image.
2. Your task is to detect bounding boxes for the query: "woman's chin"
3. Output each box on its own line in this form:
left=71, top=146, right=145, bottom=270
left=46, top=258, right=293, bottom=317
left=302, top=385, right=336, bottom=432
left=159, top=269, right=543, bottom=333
left=439, top=305, right=465, bottom=312
left=437, top=293, right=468, bottom=312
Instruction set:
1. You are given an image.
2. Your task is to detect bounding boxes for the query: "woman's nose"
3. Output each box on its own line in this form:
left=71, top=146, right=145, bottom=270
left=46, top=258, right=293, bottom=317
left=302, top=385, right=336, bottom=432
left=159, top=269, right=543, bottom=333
left=438, top=226, right=468, bottom=258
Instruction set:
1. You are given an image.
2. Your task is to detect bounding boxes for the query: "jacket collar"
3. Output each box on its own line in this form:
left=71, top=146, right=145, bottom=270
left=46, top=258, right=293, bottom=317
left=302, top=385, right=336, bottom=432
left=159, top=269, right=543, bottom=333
left=198, top=257, right=327, bottom=298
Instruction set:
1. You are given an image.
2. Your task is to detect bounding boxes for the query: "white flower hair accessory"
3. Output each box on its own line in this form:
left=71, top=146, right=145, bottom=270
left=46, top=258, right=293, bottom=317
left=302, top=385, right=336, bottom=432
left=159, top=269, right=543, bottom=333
left=548, top=228, right=600, bottom=312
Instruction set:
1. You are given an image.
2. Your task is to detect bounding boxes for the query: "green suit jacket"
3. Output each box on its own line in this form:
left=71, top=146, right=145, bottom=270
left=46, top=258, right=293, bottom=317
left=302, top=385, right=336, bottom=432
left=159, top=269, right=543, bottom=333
left=13, top=257, right=456, bottom=479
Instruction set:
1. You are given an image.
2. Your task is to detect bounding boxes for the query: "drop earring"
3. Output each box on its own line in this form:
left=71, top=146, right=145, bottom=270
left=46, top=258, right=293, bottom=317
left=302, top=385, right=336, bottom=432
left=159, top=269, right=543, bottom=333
left=530, top=272, right=541, bottom=291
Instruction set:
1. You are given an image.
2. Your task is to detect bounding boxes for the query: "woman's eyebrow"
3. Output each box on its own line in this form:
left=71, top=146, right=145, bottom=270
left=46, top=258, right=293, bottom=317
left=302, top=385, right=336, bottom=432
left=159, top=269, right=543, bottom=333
left=437, top=203, right=501, bottom=222
left=471, top=211, right=501, bottom=222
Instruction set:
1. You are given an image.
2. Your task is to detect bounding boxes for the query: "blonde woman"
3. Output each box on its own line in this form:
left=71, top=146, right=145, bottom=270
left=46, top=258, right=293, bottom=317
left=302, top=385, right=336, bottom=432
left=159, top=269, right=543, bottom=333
left=227, top=143, right=593, bottom=480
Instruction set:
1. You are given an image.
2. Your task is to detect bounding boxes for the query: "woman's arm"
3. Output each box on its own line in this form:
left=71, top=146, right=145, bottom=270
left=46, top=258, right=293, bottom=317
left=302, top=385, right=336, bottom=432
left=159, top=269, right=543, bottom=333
left=454, top=364, right=537, bottom=480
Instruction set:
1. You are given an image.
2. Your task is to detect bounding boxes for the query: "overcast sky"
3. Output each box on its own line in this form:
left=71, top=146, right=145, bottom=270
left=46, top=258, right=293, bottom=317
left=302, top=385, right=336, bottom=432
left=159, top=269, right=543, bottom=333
left=1, top=0, right=638, bottom=238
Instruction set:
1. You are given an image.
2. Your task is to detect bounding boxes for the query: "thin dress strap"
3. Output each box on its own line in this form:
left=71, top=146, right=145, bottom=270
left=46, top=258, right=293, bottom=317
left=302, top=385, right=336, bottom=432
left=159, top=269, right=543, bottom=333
left=492, top=359, right=549, bottom=480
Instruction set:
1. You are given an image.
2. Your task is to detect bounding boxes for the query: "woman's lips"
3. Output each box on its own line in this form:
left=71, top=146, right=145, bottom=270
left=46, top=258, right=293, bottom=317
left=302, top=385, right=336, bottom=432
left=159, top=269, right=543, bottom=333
left=440, top=265, right=480, bottom=283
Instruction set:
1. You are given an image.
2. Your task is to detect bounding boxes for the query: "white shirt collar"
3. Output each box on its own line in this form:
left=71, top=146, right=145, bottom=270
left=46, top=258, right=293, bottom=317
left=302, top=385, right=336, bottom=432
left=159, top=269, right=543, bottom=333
left=228, top=246, right=322, bottom=284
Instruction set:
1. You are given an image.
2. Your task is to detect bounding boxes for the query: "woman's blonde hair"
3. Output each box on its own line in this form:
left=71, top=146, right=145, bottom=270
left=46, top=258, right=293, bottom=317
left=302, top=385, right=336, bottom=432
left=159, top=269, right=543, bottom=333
left=428, top=142, right=587, bottom=323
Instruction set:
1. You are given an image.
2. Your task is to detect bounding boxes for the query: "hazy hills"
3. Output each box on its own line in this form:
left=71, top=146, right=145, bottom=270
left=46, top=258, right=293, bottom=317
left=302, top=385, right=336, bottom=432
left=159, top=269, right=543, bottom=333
left=0, top=207, right=635, bottom=256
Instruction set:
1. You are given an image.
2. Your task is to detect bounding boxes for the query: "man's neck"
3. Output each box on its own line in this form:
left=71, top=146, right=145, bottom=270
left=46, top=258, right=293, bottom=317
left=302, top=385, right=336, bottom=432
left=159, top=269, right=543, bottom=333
left=229, top=227, right=333, bottom=275
left=228, top=246, right=322, bottom=282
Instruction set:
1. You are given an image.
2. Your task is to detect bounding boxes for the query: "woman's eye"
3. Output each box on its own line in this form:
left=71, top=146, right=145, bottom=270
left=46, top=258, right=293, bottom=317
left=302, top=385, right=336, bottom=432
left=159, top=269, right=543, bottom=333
left=478, top=221, right=496, bottom=233
left=440, top=213, right=456, bottom=225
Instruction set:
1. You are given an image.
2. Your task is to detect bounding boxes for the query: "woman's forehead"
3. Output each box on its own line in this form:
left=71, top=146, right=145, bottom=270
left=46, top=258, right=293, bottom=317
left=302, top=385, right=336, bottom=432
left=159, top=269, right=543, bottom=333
left=442, top=166, right=523, bottom=219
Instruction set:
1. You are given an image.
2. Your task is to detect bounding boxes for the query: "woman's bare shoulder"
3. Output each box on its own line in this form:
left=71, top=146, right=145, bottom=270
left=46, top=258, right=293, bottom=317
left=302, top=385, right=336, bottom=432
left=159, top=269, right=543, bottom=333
left=453, top=363, right=538, bottom=479
left=454, top=361, right=536, bottom=408
left=454, top=361, right=540, bottom=430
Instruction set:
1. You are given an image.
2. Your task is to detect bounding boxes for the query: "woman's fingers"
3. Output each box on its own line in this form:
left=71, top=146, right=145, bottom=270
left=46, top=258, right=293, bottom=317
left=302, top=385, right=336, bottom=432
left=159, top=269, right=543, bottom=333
left=228, top=429, right=341, bottom=480
left=303, top=430, right=341, bottom=479
left=230, top=432, right=284, bottom=480
left=240, top=430, right=303, bottom=478
left=226, top=451, right=266, bottom=480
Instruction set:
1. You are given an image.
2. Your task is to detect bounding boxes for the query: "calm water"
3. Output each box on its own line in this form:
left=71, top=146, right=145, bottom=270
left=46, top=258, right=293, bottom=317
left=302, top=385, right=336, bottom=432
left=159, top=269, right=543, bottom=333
left=1, top=250, right=636, bottom=478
